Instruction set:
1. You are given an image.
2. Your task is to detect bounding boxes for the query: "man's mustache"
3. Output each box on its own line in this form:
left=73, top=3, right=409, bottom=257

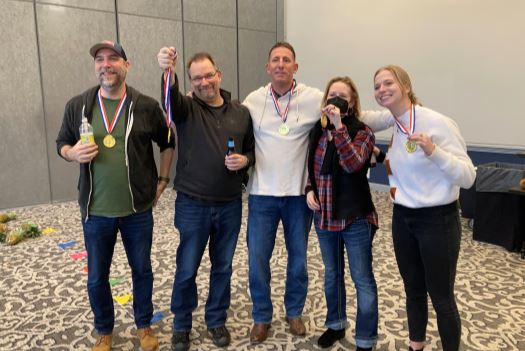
left=99, top=69, right=116, bottom=77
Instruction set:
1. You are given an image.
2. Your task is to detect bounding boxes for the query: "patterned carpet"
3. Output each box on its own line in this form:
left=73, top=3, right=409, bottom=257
left=0, top=190, right=524, bottom=351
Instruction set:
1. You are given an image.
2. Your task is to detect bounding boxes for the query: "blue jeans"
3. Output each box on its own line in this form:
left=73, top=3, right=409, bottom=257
left=316, top=219, right=378, bottom=349
left=247, top=195, right=312, bottom=324
left=171, top=192, right=242, bottom=331
left=82, top=209, right=154, bottom=335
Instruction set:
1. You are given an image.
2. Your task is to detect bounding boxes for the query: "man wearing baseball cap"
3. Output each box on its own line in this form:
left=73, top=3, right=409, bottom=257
left=56, top=40, right=174, bottom=351
left=89, top=40, right=128, bottom=61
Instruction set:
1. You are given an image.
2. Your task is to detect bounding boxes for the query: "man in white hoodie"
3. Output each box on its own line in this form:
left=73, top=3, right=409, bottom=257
left=242, top=42, right=323, bottom=344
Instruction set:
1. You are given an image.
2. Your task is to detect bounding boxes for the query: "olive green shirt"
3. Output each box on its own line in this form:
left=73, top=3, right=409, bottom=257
left=89, top=97, right=134, bottom=217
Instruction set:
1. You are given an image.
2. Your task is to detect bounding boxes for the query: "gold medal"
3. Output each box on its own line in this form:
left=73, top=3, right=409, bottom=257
left=278, top=123, right=290, bottom=135
left=103, top=134, right=116, bottom=148
left=320, top=114, right=328, bottom=128
left=405, top=139, right=417, bottom=153
left=97, top=89, right=126, bottom=149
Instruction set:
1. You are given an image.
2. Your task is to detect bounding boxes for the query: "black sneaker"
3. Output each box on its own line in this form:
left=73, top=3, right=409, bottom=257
left=207, top=326, right=231, bottom=347
left=356, top=347, right=372, bottom=351
left=318, top=328, right=345, bottom=348
left=171, top=331, right=190, bottom=351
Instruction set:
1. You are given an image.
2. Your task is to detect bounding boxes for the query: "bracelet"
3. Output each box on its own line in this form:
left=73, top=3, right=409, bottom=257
left=158, top=176, right=170, bottom=183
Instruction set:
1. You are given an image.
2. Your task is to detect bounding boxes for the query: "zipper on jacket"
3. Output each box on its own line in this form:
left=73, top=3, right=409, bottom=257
left=83, top=104, right=93, bottom=222
left=85, top=161, right=93, bottom=222
left=125, top=101, right=136, bottom=212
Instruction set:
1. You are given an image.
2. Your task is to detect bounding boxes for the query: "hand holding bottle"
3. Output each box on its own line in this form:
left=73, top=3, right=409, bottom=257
left=224, top=137, right=248, bottom=172
left=60, top=117, right=98, bottom=163
left=225, top=154, right=248, bottom=171
left=64, top=140, right=99, bottom=163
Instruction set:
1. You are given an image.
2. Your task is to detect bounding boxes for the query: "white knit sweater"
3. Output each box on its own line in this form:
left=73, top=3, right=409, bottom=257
left=363, top=105, right=476, bottom=208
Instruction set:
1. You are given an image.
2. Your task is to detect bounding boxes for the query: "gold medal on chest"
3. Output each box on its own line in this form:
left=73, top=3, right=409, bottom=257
left=103, top=134, right=116, bottom=148
left=405, top=139, right=417, bottom=153
left=278, top=123, right=290, bottom=135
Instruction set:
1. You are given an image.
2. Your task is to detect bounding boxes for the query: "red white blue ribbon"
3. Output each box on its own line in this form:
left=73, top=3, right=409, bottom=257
left=393, top=104, right=416, bottom=136
left=163, top=68, right=173, bottom=142
left=270, top=80, right=296, bottom=124
left=97, top=89, right=127, bottom=134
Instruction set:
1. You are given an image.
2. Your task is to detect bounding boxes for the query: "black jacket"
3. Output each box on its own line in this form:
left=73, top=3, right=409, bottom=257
left=56, top=85, right=175, bottom=219
left=307, top=118, right=375, bottom=220
left=162, top=74, right=255, bottom=202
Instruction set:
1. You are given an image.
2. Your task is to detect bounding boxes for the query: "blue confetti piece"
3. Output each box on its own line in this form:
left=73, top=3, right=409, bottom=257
left=58, top=240, right=77, bottom=250
left=150, top=311, right=164, bottom=324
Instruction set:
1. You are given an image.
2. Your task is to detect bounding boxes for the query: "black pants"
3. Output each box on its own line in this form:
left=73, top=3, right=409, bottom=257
left=392, top=201, right=461, bottom=351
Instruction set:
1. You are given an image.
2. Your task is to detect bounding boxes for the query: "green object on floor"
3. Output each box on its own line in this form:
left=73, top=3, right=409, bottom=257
left=109, top=277, right=126, bottom=286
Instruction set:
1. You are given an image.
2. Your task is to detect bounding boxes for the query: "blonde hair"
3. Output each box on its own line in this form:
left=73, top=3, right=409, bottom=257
left=374, top=65, right=420, bottom=105
left=321, top=76, right=361, bottom=119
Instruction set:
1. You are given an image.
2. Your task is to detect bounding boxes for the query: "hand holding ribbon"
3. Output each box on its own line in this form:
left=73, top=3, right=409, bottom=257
left=159, top=47, right=178, bottom=142
left=157, top=46, right=177, bottom=73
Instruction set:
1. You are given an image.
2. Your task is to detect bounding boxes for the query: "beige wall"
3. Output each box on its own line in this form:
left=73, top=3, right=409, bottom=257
left=286, top=0, right=525, bottom=150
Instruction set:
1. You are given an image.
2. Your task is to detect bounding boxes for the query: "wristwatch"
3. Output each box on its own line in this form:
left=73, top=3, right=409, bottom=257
left=158, top=176, right=170, bottom=183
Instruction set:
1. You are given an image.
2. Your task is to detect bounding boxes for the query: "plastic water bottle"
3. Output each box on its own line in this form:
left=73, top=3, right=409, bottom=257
left=79, top=117, right=94, bottom=144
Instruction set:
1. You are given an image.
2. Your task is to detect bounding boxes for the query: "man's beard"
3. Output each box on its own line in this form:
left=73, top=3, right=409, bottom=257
left=99, top=70, right=126, bottom=91
left=196, top=85, right=216, bottom=100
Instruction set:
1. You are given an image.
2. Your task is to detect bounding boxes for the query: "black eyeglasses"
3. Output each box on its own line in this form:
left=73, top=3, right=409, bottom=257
left=190, top=71, right=218, bottom=83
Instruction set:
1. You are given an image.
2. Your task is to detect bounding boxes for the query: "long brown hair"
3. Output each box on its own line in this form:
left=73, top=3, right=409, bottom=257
left=321, top=76, right=361, bottom=119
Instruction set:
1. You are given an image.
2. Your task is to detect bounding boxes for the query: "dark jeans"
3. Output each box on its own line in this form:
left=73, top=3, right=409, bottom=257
left=247, top=195, right=312, bottom=323
left=82, top=209, right=154, bottom=334
left=392, top=202, right=461, bottom=351
left=171, top=192, right=242, bottom=331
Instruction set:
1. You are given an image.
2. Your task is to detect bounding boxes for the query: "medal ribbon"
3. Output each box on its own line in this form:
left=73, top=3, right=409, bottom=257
left=98, top=89, right=127, bottom=134
left=270, top=79, right=296, bottom=124
left=393, top=104, right=416, bottom=137
left=163, top=68, right=173, bottom=142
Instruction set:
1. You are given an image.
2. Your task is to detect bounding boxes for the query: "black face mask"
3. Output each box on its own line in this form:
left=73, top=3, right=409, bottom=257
left=326, top=96, right=349, bottom=115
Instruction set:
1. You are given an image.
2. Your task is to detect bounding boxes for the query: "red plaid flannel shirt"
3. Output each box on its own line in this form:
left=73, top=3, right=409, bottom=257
left=310, top=125, right=378, bottom=231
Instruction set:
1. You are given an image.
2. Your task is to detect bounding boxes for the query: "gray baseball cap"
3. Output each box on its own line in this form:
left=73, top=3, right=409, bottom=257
left=89, top=40, right=127, bottom=61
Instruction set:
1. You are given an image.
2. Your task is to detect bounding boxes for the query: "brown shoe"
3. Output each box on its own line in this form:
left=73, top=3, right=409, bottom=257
left=92, top=334, right=112, bottom=351
left=137, top=327, right=159, bottom=351
left=250, top=323, right=271, bottom=344
left=286, top=317, right=306, bottom=336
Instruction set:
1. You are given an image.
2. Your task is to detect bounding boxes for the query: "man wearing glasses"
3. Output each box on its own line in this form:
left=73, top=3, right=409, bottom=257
left=157, top=47, right=255, bottom=351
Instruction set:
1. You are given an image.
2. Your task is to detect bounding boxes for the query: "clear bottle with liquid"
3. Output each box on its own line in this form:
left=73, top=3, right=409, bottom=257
left=79, top=117, right=94, bottom=144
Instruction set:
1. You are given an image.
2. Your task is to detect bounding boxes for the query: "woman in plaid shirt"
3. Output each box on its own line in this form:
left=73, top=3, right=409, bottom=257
left=306, top=77, right=378, bottom=351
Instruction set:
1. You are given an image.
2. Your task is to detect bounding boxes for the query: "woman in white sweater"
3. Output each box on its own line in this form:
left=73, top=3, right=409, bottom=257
left=367, top=65, right=475, bottom=351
